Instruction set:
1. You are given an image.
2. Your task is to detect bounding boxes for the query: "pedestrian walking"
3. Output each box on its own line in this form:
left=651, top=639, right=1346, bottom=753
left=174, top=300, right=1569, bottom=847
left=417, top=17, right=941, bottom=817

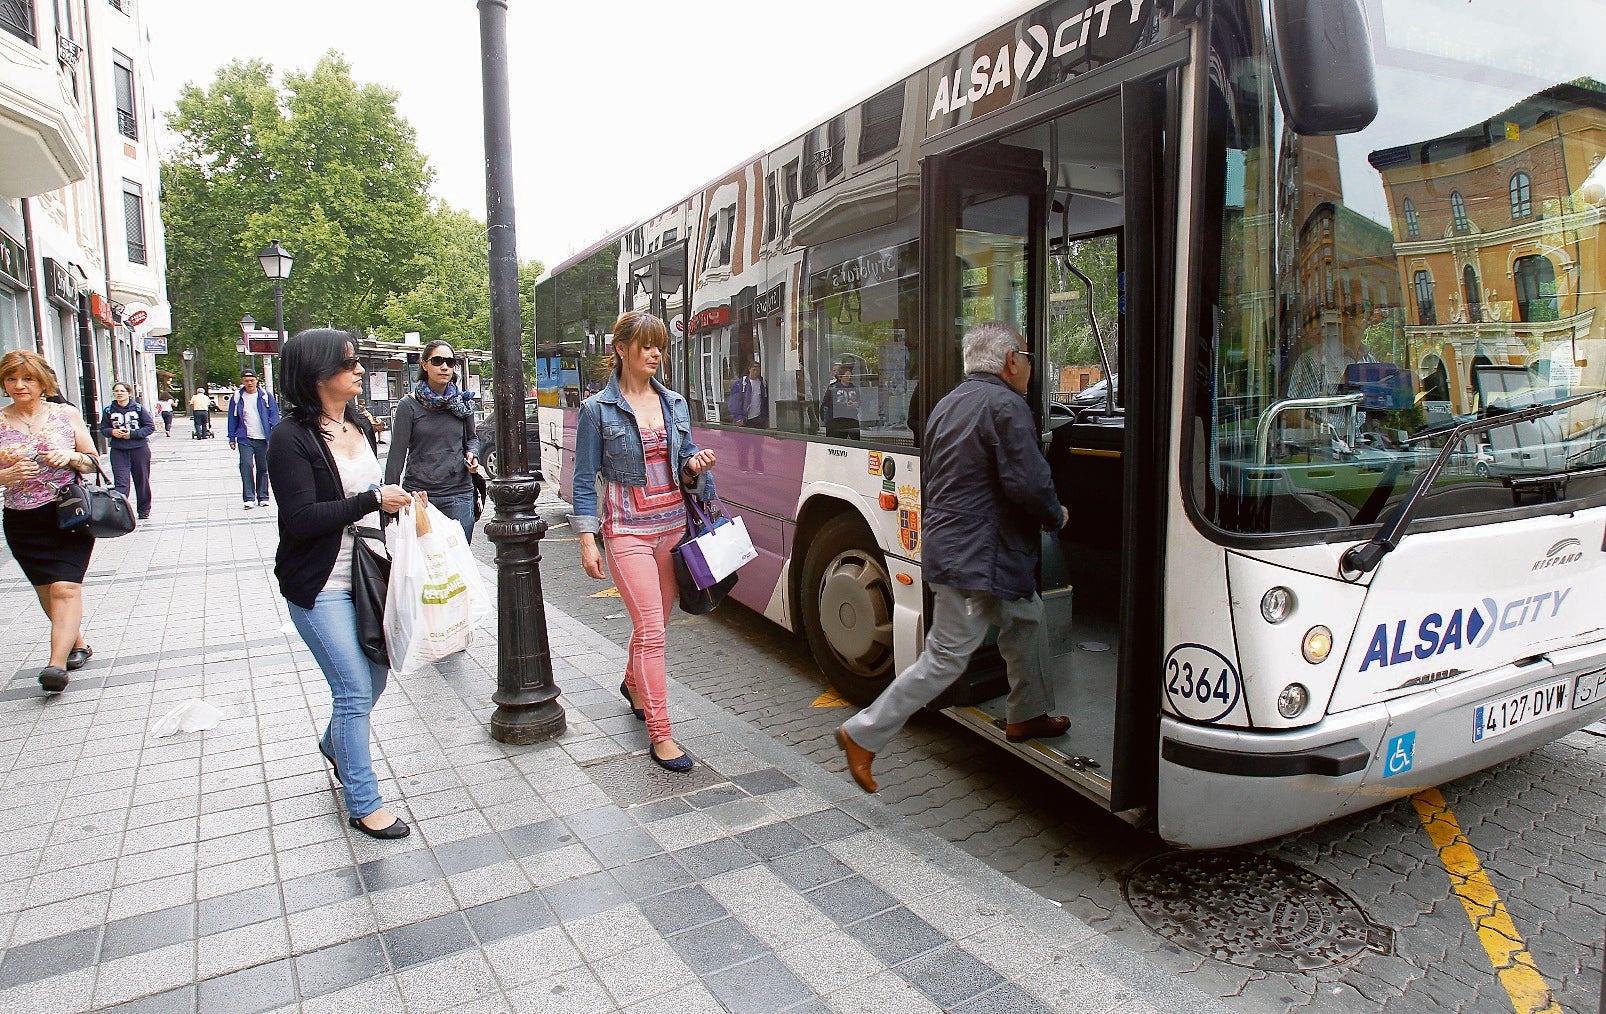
left=98, top=381, right=155, bottom=520
left=190, top=386, right=213, bottom=438
left=269, top=329, right=417, bottom=840
left=0, top=350, right=103, bottom=693
left=228, top=369, right=280, bottom=509
left=835, top=322, right=1070, bottom=792
left=571, top=311, right=717, bottom=773
left=156, top=395, right=175, bottom=436
left=384, top=340, right=480, bottom=543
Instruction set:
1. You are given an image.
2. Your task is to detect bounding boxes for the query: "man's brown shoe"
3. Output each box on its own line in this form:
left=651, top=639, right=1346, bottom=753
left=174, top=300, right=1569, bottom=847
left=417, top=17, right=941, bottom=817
left=1005, top=714, right=1071, bottom=743
left=835, top=727, right=878, bottom=793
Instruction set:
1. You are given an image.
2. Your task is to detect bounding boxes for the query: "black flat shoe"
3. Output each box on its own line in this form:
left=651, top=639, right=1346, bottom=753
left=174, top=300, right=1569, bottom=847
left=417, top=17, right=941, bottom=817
left=619, top=680, right=645, bottom=721
left=349, top=815, right=410, bottom=840
left=65, top=646, right=92, bottom=671
left=649, top=744, right=693, bottom=773
left=318, top=742, right=340, bottom=781
left=38, top=667, right=68, bottom=693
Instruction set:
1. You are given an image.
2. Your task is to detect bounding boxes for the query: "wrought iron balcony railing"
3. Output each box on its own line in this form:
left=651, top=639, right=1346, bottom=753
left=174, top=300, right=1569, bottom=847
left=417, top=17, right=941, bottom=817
left=118, top=109, right=138, bottom=140
left=126, top=240, right=147, bottom=265
left=1, top=0, right=34, bottom=45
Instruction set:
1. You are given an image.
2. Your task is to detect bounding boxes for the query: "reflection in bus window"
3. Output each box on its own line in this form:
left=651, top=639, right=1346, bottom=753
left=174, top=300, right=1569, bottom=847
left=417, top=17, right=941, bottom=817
left=1192, top=1, right=1606, bottom=537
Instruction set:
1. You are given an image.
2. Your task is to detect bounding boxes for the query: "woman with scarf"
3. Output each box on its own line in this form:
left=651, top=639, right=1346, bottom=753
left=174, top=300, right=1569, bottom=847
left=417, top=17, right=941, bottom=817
left=384, top=340, right=480, bottom=542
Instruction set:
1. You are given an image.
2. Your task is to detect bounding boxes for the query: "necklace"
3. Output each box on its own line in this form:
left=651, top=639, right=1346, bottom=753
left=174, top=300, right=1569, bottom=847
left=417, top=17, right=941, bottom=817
left=321, top=412, right=349, bottom=434
left=3, top=406, right=49, bottom=434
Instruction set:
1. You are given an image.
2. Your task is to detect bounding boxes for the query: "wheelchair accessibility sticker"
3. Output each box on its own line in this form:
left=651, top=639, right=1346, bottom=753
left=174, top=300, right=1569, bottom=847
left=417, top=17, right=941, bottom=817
left=1383, top=731, right=1416, bottom=778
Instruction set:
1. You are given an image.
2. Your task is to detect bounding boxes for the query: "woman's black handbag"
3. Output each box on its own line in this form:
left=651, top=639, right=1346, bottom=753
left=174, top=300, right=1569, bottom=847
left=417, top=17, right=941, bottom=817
left=56, top=460, right=136, bottom=538
left=349, top=525, right=391, bottom=667
left=670, top=491, right=737, bottom=615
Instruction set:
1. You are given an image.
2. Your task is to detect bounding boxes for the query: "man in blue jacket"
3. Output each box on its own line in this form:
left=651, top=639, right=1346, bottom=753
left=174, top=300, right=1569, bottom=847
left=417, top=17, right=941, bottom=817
left=836, top=322, right=1070, bottom=793
left=227, top=369, right=280, bottom=509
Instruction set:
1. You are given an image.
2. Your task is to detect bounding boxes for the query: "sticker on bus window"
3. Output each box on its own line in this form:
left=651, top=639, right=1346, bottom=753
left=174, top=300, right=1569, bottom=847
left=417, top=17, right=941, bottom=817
left=1162, top=643, right=1241, bottom=723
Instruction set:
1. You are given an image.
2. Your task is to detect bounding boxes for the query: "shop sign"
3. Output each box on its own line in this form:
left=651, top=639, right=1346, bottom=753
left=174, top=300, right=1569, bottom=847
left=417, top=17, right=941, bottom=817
left=688, top=306, right=731, bottom=334
left=241, top=322, right=280, bottom=355
left=812, top=241, right=917, bottom=300
left=0, top=230, right=27, bottom=290
left=143, top=336, right=168, bottom=354
left=89, top=293, right=116, bottom=327
left=126, top=310, right=148, bottom=328
left=753, top=283, right=784, bottom=318
left=42, top=258, right=77, bottom=310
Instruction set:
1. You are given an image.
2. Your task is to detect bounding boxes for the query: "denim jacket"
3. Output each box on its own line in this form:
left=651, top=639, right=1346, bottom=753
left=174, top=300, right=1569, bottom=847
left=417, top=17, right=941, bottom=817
left=568, top=374, right=714, bottom=536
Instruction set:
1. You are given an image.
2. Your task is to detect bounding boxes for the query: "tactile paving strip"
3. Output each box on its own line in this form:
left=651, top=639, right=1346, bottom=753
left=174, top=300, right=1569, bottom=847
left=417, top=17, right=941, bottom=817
left=1124, top=850, right=1394, bottom=972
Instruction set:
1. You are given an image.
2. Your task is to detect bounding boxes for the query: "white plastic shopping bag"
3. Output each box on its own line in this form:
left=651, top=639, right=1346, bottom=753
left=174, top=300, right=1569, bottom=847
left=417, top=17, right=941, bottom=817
left=150, top=699, right=224, bottom=738
left=681, top=514, right=758, bottom=587
left=383, top=502, right=492, bottom=673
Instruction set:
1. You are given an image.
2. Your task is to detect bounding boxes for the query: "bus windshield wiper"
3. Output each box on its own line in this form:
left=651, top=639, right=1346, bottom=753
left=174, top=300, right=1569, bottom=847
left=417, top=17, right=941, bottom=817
left=1340, top=389, right=1606, bottom=578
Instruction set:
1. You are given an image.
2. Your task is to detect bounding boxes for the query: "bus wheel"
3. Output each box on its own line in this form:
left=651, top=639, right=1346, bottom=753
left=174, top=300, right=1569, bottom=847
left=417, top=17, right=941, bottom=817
left=801, top=514, right=896, bottom=706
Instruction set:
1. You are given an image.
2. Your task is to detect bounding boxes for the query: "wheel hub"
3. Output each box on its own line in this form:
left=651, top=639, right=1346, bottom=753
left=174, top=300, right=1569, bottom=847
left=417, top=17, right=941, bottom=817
left=818, top=552, right=892, bottom=671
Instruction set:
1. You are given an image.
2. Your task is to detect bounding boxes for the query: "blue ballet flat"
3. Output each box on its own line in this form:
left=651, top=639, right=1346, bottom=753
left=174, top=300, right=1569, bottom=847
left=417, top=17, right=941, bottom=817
left=619, top=680, right=645, bottom=721
left=650, top=744, right=693, bottom=773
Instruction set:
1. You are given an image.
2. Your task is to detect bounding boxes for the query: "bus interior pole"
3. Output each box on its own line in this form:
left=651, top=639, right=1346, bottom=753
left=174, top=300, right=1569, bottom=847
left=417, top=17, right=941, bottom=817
left=477, top=0, right=566, bottom=744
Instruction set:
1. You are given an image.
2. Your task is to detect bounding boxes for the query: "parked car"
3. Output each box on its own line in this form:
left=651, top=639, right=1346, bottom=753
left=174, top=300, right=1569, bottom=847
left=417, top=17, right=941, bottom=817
left=1067, top=374, right=1120, bottom=414
left=475, top=396, right=542, bottom=478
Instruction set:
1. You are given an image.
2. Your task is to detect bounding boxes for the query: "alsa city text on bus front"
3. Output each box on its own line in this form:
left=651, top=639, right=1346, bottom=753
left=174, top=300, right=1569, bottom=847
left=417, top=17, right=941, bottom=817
left=928, top=0, right=1148, bottom=121
left=1359, top=588, right=1572, bottom=671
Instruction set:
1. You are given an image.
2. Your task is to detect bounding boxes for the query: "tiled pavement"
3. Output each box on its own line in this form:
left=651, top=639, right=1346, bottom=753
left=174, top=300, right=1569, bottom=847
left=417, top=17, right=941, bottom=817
left=0, top=427, right=1232, bottom=1013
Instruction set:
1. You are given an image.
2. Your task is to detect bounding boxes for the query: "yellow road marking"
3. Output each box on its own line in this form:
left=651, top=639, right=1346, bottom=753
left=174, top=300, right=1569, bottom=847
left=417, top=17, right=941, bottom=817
left=590, top=586, right=620, bottom=598
left=811, top=689, right=849, bottom=708
left=1411, top=788, right=1561, bottom=1014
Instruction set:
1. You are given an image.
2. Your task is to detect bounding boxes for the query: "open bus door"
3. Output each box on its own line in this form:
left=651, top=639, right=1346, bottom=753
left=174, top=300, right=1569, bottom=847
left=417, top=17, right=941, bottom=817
left=920, top=76, right=1171, bottom=819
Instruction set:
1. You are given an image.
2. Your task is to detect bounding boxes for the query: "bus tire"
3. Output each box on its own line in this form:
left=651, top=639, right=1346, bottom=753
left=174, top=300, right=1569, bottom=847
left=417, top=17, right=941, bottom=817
left=800, top=514, right=896, bottom=706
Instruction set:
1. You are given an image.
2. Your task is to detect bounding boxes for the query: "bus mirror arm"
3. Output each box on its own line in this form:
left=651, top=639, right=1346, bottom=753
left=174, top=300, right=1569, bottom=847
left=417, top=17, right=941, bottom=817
left=1254, top=393, right=1364, bottom=466
left=1340, top=390, right=1606, bottom=579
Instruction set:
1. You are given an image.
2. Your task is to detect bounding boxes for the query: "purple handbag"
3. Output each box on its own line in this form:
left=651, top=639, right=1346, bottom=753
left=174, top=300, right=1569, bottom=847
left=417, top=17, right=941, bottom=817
left=670, top=492, right=738, bottom=615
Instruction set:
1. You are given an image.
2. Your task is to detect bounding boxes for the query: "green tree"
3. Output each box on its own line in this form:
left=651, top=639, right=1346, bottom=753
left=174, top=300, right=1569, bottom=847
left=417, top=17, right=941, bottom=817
left=159, top=52, right=433, bottom=386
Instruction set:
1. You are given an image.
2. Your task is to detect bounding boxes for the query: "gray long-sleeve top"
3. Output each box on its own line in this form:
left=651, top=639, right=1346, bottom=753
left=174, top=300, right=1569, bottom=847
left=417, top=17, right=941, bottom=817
left=383, top=395, right=479, bottom=496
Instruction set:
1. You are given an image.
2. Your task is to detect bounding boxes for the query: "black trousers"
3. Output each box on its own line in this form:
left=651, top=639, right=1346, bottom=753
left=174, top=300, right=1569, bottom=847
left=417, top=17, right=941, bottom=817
left=110, top=443, right=153, bottom=518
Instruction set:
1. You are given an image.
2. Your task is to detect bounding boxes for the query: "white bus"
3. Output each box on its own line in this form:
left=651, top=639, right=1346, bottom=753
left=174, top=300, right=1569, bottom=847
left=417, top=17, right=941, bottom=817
left=533, top=0, right=1606, bottom=846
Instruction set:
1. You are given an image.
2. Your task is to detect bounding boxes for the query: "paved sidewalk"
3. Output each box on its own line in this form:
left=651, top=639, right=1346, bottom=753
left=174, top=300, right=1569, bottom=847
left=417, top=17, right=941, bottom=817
left=0, top=425, right=1230, bottom=1013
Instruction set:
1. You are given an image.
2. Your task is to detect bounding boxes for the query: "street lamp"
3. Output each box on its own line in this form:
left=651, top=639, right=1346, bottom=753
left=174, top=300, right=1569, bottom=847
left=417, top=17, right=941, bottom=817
left=256, top=240, right=293, bottom=390
left=181, top=347, right=196, bottom=405
left=478, top=0, right=565, bottom=743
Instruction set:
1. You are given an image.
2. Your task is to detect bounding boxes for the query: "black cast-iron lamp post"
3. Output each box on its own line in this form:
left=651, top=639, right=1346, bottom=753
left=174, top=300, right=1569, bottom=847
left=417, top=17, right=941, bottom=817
left=478, top=0, right=566, bottom=743
left=256, top=240, right=293, bottom=391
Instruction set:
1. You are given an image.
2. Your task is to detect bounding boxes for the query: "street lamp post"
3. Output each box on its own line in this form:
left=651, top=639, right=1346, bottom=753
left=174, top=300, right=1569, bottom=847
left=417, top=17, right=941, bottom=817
left=257, top=240, right=293, bottom=391
left=180, top=347, right=195, bottom=404
left=478, top=0, right=565, bottom=743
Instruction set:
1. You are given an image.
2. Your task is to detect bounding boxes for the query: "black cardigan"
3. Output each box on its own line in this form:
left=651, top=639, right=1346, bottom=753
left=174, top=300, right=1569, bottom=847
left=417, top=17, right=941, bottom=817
left=267, top=414, right=383, bottom=609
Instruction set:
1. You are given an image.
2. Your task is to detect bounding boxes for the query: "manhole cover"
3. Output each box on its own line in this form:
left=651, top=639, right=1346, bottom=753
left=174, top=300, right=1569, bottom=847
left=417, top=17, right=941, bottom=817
left=583, top=752, right=727, bottom=807
left=1124, top=850, right=1393, bottom=971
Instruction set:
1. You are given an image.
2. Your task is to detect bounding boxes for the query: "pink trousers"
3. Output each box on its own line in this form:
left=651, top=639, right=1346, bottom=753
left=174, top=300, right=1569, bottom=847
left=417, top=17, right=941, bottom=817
left=605, top=529, right=680, bottom=742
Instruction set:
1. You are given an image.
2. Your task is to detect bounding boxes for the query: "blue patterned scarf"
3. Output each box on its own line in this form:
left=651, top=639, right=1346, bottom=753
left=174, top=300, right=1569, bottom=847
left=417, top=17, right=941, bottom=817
left=412, top=381, right=473, bottom=419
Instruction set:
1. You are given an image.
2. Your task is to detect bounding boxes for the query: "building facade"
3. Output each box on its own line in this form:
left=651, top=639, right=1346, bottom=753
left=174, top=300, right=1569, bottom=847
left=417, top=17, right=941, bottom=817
left=0, top=0, right=171, bottom=429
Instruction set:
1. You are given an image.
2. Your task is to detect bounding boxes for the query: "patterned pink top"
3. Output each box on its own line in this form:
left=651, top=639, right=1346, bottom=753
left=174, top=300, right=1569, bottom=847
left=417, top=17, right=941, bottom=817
left=0, top=404, right=80, bottom=510
left=601, top=426, right=686, bottom=537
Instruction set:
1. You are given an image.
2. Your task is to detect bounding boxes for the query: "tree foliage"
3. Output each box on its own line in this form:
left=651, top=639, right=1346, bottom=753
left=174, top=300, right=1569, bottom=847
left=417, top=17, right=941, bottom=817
left=160, top=53, right=433, bottom=385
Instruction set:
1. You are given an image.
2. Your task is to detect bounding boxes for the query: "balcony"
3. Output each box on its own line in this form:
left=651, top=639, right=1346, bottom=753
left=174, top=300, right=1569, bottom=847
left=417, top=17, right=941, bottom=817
left=0, top=15, right=93, bottom=198
left=117, top=108, right=136, bottom=140
left=126, top=240, right=146, bottom=265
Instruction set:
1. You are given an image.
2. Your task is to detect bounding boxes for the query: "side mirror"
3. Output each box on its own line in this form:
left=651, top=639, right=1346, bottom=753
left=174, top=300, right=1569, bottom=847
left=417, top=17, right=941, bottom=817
left=1270, top=0, right=1379, bottom=136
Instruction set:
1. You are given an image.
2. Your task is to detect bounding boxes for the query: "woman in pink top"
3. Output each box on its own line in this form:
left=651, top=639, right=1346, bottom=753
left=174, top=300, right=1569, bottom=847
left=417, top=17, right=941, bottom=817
left=570, top=313, right=717, bottom=772
left=0, top=350, right=103, bottom=693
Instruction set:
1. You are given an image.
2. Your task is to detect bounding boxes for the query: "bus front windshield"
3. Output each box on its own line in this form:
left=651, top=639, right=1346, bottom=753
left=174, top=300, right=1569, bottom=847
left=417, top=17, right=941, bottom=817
left=1194, top=0, right=1606, bottom=537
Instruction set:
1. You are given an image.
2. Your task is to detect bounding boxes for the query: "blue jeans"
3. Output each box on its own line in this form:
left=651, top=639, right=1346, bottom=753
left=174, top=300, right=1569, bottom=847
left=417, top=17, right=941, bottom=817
left=237, top=437, right=269, bottom=501
left=289, top=589, right=389, bottom=819
left=431, top=491, right=476, bottom=544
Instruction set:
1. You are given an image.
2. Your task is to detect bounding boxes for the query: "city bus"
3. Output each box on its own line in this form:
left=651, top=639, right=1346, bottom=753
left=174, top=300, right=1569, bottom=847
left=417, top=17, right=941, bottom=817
left=531, top=0, right=1606, bottom=847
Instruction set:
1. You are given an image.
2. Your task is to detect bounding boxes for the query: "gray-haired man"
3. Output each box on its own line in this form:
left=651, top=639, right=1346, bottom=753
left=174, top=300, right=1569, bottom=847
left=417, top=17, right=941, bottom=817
left=835, top=322, right=1070, bottom=792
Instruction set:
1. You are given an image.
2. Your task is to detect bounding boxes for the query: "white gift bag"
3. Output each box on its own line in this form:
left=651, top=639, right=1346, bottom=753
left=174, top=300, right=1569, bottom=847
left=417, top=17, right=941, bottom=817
left=680, top=504, right=758, bottom=588
left=384, top=502, right=492, bottom=673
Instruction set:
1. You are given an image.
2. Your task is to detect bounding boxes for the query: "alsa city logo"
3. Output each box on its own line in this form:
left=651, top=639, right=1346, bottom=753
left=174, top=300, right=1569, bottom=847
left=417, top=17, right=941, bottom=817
left=1532, top=538, right=1583, bottom=571
left=1359, top=588, right=1572, bottom=671
left=928, top=0, right=1148, bottom=121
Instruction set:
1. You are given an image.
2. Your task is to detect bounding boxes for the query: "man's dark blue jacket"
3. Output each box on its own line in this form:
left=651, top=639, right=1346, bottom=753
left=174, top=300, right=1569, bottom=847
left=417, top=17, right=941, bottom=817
left=921, top=372, right=1062, bottom=601
left=227, top=388, right=281, bottom=442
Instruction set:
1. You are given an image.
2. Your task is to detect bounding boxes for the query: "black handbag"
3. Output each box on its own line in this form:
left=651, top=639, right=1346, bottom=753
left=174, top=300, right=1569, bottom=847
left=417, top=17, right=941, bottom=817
left=56, top=459, right=136, bottom=538
left=670, top=491, right=737, bottom=615
left=350, top=525, right=391, bottom=667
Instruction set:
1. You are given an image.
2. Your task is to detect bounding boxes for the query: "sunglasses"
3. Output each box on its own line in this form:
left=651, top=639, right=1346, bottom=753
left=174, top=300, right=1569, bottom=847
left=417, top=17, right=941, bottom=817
left=427, top=356, right=458, bottom=368
left=339, top=357, right=361, bottom=372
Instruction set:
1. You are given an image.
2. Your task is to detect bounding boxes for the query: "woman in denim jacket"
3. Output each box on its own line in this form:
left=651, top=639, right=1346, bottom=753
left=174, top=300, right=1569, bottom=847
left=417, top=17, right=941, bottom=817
left=570, top=311, right=716, bottom=772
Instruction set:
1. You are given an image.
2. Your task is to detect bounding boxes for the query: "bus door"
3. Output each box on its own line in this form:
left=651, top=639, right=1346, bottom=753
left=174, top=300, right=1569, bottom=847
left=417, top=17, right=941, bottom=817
left=921, top=80, right=1170, bottom=814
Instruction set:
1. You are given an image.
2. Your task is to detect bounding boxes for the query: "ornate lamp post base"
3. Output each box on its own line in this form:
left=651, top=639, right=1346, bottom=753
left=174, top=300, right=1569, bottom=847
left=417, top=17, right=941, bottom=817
left=484, top=474, right=566, bottom=744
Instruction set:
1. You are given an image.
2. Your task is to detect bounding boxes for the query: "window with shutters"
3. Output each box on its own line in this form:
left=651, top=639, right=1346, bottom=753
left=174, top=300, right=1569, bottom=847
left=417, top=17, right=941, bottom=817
left=122, top=181, right=146, bottom=264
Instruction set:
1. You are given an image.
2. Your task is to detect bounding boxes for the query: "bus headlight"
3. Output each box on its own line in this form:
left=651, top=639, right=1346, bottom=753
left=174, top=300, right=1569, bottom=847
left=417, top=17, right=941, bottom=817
left=1260, top=587, right=1295, bottom=624
left=1301, top=625, right=1333, bottom=663
left=1277, top=683, right=1310, bottom=719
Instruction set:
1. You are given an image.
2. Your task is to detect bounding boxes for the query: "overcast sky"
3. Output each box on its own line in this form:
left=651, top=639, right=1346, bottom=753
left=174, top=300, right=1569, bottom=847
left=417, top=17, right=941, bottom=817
left=143, top=1, right=1013, bottom=271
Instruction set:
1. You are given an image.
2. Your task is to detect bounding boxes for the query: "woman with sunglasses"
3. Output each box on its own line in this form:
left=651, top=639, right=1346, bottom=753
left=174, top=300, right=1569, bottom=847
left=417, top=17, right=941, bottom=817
left=384, top=340, right=480, bottom=543
left=269, top=330, right=418, bottom=840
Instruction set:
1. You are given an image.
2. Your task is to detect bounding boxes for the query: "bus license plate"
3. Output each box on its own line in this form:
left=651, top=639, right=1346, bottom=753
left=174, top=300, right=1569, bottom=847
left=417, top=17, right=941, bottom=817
left=1472, top=681, right=1570, bottom=743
